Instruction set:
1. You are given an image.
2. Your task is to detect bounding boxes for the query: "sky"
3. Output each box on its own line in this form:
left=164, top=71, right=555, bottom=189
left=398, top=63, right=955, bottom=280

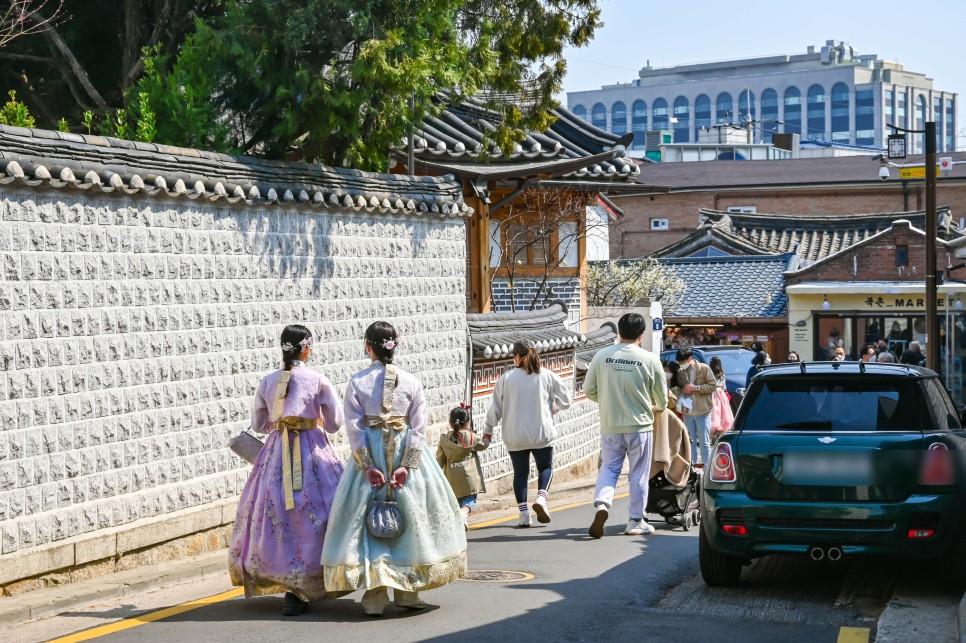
left=560, top=0, right=965, bottom=147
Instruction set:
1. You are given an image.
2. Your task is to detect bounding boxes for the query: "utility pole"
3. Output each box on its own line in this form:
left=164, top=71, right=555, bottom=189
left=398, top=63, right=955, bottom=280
left=925, top=121, right=938, bottom=371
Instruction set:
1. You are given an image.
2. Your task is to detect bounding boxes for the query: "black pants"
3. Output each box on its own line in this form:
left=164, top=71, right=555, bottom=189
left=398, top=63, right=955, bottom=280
left=508, top=446, right=554, bottom=505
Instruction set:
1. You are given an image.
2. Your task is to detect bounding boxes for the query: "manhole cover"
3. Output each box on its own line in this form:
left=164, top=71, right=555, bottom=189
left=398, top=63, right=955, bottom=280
left=460, top=569, right=534, bottom=583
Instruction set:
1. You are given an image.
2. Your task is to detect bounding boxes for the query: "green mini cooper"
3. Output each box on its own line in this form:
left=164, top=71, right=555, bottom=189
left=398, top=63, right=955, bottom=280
left=700, top=362, right=966, bottom=587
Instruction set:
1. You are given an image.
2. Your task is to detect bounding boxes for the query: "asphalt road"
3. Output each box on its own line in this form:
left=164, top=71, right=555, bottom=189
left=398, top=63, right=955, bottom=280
left=33, top=492, right=887, bottom=643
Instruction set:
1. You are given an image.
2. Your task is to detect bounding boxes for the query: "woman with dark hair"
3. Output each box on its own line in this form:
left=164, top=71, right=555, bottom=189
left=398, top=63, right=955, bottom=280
left=321, top=321, right=466, bottom=617
left=229, top=324, right=345, bottom=616
left=483, top=339, right=572, bottom=528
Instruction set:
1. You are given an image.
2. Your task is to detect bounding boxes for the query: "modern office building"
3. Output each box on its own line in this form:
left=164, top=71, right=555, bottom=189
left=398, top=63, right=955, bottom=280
left=568, top=40, right=958, bottom=153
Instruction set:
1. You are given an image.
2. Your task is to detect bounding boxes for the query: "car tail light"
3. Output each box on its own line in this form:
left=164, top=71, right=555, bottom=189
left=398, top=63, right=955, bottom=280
left=722, top=524, right=747, bottom=536
left=709, top=442, right=737, bottom=483
left=908, top=528, right=935, bottom=539
left=908, top=512, right=940, bottom=539
left=920, top=442, right=955, bottom=486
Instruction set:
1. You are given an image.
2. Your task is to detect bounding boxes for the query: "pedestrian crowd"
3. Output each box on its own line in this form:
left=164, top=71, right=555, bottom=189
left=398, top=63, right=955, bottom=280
left=228, top=314, right=720, bottom=619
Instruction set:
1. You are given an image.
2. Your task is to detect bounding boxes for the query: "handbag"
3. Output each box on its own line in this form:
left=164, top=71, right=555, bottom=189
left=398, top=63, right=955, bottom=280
left=230, top=431, right=265, bottom=465
left=366, top=484, right=405, bottom=539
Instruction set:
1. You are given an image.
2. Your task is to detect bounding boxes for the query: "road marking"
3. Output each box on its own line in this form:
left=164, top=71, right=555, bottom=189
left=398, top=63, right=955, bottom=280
left=836, top=626, right=870, bottom=643
left=48, top=490, right=629, bottom=640
left=469, top=492, right=630, bottom=530
left=44, top=588, right=245, bottom=643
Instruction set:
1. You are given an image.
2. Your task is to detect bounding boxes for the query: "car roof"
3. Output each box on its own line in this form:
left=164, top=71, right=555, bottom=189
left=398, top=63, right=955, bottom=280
left=661, top=345, right=755, bottom=354
left=754, top=361, right=936, bottom=379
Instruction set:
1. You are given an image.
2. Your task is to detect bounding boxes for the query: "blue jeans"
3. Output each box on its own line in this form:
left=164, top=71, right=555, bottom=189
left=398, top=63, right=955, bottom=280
left=458, top=494, right=478, bottom=511
left=684, top=412, right=713, bottom=466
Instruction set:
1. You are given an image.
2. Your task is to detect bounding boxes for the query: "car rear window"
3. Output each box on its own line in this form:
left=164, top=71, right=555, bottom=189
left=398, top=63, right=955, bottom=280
left=737, top=377, right=930, bottom=431
left=708, top=351, right=754, bottom=376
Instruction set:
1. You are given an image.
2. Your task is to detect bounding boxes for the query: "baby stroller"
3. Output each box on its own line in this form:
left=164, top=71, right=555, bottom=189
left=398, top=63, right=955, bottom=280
left=646, top=467, right=701, bottom=531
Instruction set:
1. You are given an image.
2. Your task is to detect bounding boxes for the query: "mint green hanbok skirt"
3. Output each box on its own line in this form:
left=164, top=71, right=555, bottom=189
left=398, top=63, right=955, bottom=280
left=322, top=426, right=467, bottom=592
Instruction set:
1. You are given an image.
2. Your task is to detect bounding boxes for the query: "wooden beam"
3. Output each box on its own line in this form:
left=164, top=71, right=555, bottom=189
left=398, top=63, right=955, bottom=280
left=465, top=196, right=490, bottom=313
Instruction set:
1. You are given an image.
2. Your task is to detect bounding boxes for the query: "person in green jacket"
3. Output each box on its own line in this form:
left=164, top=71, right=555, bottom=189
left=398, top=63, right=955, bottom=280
left=436, top=405, right=490, bottom=530
left=584, top=313, right=668, bottom=539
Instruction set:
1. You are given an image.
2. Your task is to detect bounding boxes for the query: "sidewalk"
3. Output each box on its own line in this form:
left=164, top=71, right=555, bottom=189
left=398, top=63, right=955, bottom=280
left=0, top=473, right=611, bottom=628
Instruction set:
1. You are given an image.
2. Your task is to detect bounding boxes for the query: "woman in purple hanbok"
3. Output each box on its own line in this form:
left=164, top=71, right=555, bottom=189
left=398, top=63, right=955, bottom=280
left=229, top=325, right=345, bottom=616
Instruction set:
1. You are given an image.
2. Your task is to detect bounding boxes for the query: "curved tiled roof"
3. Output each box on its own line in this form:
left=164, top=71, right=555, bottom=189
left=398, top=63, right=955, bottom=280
left=408, top=95, right=640, bottom=183
left=658, top=254, right=796, bottom=319
left=654, top=208, right=960, bottom=262
left=0, top=125, right=471, bottom=217
left=466, top=302, right=586, bottom=359
left=576, top=323, right=618, bottom=371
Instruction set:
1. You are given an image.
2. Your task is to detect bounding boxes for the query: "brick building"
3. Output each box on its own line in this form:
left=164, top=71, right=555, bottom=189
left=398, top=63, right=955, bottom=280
left=608, top=152, right=966, bottom=259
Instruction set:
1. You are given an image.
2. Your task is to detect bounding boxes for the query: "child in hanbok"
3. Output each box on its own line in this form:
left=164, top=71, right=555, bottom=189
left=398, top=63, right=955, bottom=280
left=321, top=321, right=467, bottom=616
left=229, top=325, right=345, bottom=616
left=436, top=405, right=489, bottom=530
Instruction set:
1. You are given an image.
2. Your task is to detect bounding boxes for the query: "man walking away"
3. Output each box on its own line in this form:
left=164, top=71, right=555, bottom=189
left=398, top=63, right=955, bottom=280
left=675, top=348, right=718, bottom=468
left=584, top=313, right=668, bottom=538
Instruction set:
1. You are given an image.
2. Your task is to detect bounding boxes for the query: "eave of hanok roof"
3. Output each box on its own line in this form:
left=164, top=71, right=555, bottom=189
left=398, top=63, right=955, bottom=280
left=576, top=322, right=618, bottom=372
left=466, top=302, right=586, bottom=360
left=0, top=125, right=472, bottom=217
left=401, top=93, right=643, bottom=188
left=651, top=207, right=960, bottom=262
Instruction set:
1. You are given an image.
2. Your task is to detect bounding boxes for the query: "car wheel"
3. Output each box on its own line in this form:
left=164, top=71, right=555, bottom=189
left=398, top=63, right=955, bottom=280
left=699, top=524, right=742, bottom=587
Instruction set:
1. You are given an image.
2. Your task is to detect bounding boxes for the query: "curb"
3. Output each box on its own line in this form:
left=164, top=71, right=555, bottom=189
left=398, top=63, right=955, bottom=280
left=0, top=474, right=614, bottom=628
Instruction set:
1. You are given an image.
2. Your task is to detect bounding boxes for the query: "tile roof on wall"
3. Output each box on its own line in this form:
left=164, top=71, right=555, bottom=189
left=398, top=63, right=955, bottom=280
left=0, top=125, right=471, bottom=217
left=659, top=254, right=796, bottom=319
left=407, top=95, right=641, bottom=183
left=576, top=323, right=618, bottom=371
left=466, top=302, right=586, bottom=359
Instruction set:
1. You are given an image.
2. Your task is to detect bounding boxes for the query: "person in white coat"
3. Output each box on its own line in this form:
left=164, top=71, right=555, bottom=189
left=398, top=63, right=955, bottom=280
left=484, top=339, right=572, bottom=527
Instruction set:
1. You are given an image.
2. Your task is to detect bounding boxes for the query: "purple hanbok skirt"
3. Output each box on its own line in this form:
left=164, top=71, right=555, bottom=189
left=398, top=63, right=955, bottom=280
left=229, top=429, right=344, bottom=600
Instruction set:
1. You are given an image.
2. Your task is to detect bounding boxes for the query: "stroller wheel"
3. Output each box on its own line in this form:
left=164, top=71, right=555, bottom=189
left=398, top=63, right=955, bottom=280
left=682, top=511, right=692, bottom=531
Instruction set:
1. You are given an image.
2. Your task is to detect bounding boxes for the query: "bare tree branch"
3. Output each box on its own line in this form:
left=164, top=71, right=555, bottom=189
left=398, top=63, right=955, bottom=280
left=34, top=17, right=109, bottom=111
left=0, top=0, right=63, bottom=48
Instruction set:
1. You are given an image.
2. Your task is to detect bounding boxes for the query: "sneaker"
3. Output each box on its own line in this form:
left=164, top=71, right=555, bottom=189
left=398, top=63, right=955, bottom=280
left=623, top=519, right=656, bottom=536
left=532, top=497, right=551, bottom=524
left=516, top=510, right=533, bottom=528
left=588, top=506, right=609, bottom=539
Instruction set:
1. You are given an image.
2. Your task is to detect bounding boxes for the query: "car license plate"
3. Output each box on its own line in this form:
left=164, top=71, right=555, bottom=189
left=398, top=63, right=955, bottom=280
left=782, top=451, right=873, bottom=485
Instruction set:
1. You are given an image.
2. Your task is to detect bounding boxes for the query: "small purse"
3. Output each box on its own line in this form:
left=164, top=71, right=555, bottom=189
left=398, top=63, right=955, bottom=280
left=230, top=431, right=265, bottom=465
left=366, top=484, right=405, bottom=539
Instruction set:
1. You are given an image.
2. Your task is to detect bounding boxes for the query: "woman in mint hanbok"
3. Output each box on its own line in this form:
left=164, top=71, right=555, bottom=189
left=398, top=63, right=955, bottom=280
left=229, top=325, right=345, bottom=616
left=322, top=321, right=467, bottom=616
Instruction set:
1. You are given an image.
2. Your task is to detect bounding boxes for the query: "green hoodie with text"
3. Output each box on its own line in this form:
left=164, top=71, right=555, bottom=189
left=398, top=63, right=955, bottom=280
left=584, top=342, right=668, bottom=434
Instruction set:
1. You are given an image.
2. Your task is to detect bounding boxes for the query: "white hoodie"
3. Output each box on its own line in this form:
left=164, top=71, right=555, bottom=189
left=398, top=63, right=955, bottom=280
left=484, top=368, right=572, bottom=451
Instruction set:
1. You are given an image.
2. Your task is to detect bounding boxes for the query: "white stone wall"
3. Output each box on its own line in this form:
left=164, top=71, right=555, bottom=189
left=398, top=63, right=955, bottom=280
left=0, top=189, right=467, bottom=558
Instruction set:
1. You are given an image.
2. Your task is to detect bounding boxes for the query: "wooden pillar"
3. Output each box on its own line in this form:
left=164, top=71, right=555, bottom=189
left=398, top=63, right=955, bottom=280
left=465, top=196, right=491, bottom=313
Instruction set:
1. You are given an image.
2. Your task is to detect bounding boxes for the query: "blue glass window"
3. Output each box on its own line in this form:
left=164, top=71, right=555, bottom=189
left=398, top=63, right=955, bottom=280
left=591, top=103, right=607, bottom=130
left=612, top=101, right=627, bottom=136
left=914, top=95, right=926, bottom=153
left=653, top=98, right=669, bottom=130
left=831, top=82, right=850, bottom=142
left=934, top=97, right=943, bottom=151
left=572, top=104, right=586, bottom=120
left=897, top=90, right=907, bottom=129
left=784, top=86, right=802, bottom=136
left=673, top=96, right=690, bottom=142
left=716, top=92, right=733, bottom=124
left=946, top=98, right=956, bottom=151
left=632, top=99, right=647, bottom=149
left=694, top=94, right=711, bottom=138
left=737, top=89, right=756, bottom=124
left=807, top=84, right=826, bottom=141
left=855, top=89, right=875, bottom=146
left=761, top=89, right=779, bottom=143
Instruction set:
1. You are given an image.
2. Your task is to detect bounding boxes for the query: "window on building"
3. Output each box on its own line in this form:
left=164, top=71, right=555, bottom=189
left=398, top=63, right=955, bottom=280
left=488, top=220, right=502, bottom=268
left=934, top=97, right=944, bottom=151
left=914, top=95, right=927, bottom=154
left=694, top=94, right=711, bottom=138
left=612, top=101, right=627, bottom=136
left=650, top=218, right=669, bottom=230
left=784, top=86, right=802, bottom=136
left=591, top=103, right=607, bottom=130
left=652, top=98, right=669, bottom=130
left=726, top=206, right=757, bottom=214
left=738, top=89, right=755, bottom=124
left=716, top=92, right=733, bottom=124
left=558, top=222, right=579, bottom=268
left=885, top=89, right=894, bottom=122
left=830, top=82, right=850, bottom=142
left=947, top=98, right=956, bottom=151
left=855, top=89, right=875, bottom=146
left=807, top=84, right=826, bottom=141
left=632, top=100, right=647, bottom=149
left=673, top=96, right=690, bottom=143
left=897, top=90, right=907, bottom=130
left=572, top=104, right=586, bottom=120
left=761, top=89, right=779, bottom=143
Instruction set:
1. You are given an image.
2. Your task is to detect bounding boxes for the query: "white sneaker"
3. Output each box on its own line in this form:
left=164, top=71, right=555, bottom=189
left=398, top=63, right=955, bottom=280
left=532, top=497, right=551, bottom=524
left=516, top=510, right=533, bottom=528
left=624, top=519, right=656, bottom=536
left=588, top=506, right=609, bottom=539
